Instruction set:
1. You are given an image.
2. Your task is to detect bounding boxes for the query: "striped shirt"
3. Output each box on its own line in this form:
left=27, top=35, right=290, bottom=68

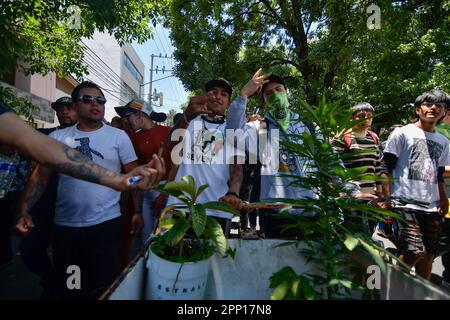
left=333, top=131, right=382, bottom=195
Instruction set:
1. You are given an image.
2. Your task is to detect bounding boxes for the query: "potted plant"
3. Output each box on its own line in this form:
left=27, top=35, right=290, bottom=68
left=145, top=175, right=238, bottom=300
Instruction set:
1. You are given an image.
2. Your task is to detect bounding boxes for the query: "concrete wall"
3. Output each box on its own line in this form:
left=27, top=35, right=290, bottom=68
left=104, top=239, right=450, bottom=300
left=0, top=80, right=55, bottom=125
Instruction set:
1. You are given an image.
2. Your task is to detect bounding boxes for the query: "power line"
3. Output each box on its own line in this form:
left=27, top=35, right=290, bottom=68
left=82, top=47, right=134, bottom=96
left=153, top=27, right=185, bottom=104
left=161, top=26, right=186, bottom=103
left=163, top=47, right=186, bottom=104
left=81, top=55, right=134, bottom=105
left=84, top=75, right=127, bottom=106
left=81, top=41, right=126, bottom=84
left=82, top=57, right=134, bottom=102
left=81, top=46, right=137, bottom=102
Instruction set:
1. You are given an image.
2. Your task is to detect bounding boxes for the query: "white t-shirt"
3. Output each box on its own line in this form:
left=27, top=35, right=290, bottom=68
left=384, top=123, right=449, bottom=211
left=49, top=124, right=137, bottom=227
left=167, top=116, right=233, bottom=219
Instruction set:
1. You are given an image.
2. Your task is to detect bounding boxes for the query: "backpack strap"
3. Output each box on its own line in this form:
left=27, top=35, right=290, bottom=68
left=368, top=130, right=379, bottom=145
left=344, top=131, right=379, bottom=152
left=344, top=132, right=352, bottom=152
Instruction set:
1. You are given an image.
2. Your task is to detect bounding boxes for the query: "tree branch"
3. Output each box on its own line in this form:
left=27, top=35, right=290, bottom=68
left=268, top=57, right=302, bottom=71
left=261, top=0, right=284, bottom=27
left=247, top=10, right=278, bottom=20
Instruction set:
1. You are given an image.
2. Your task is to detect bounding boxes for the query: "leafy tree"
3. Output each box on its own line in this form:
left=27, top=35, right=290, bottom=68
left=0, top=0, right=166, bottom=117
left=0, top=0, right=166, bottom=79
left=164, top=0, right=449, bottom=125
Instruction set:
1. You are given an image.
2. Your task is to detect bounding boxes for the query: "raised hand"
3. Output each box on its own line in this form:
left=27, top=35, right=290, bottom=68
left=184, top=93, right=213, bottom=122
left=240, top=68, right=271, bottom=98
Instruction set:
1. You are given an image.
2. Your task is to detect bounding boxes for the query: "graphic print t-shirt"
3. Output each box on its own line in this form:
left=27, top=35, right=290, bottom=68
left=384, top=123, right=450, bottom=211
left=167, top=115, right=234, bottom=219
left=50, top=124, right=137, bottom=227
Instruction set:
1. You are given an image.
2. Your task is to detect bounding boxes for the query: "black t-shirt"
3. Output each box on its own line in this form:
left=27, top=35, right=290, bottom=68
left=0, top=102, right=12, bottom=115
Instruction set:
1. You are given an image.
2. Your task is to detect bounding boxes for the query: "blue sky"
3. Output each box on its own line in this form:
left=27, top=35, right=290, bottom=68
left=132, top=24, right=189, bottom=113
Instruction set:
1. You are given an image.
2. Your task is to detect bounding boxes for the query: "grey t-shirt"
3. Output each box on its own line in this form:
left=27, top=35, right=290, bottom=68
left=385, top=123, right=449, bottom=211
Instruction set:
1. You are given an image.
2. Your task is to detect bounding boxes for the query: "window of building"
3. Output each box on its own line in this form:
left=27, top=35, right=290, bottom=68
left=123, top=53, right=143, bottom=84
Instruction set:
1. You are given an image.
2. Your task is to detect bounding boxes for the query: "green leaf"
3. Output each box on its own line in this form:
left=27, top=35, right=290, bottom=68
left=163, top=180, right=195, bottom=199
left=163, top=217, right=190, bottom=247
left=181, top=175, right=197, bottom=196
left=194, top=183, right=209, bottom=201
left=360, top=240, right=386, bottom=274
left=203, top=201, right=239, bottom=215
left=344, top=234, right=360, bottom=251
left=206, top=217, right=227, bottom=256
left=270, top=281, right=289, bottom=300
left=300, top=276, right=317, bottom=300
left=224, top=247, right=237, bottom=259
left=191, top=204, right=207, bottom=237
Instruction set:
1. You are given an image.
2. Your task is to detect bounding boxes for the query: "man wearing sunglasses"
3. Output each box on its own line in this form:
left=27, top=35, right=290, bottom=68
left=381, top=89, right=450, bottom=280
left=14, top=81, right=148, bottom=299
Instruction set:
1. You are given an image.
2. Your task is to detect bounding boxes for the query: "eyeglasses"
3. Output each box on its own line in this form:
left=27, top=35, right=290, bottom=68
left=421, top=102, right=446, bottom=110
left=354, top=111, right=373, bottom=119
left=78, top=95, right=107, bottom=105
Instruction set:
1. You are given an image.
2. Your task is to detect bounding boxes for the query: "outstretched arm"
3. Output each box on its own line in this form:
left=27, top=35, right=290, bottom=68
left=0, top=112, right=165, bottom=191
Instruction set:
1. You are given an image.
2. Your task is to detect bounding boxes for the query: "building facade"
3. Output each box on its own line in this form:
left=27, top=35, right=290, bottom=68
left=81, top=31, right=145, bottom=121
left=0, top=31, right=145, bottom=126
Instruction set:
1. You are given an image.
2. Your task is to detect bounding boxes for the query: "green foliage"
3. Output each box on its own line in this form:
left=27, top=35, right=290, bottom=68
left=0, top=0, right=166, bottom=79
left=164, top=0, right=449, bottom=125
left=270, top=267, right=318, bottom=300
left=268, top=96, right=403, bottom=299
left=152, top=175, right=238, bottom=263
left=0, top=0, right=167, bottom=120
left=0, top=86, right=37, bottom=121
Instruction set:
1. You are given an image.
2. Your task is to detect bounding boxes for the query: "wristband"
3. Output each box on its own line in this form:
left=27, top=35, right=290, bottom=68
left=225, top=191, right=239, bottom=198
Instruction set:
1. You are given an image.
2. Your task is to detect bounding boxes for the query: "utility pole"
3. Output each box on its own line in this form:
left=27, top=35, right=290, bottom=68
left=148, top=53, right=173, bottom=105
left=148, top=54, right=154, bottom=103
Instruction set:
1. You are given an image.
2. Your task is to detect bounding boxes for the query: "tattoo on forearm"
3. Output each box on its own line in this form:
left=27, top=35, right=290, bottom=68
left=43, top=146, right=117, bottom=184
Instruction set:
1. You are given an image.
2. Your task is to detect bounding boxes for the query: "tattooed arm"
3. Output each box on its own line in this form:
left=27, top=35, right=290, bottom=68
left=15, top=164, right=53, bottom=236
left=0, top=112, right=166, bottom=191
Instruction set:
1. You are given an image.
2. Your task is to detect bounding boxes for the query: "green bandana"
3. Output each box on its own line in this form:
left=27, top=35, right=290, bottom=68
left=267, top=92, right=291, bottom=132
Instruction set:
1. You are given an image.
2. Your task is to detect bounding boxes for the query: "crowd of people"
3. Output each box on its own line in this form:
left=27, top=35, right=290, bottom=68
left=1, top=69, right=450, bottom=299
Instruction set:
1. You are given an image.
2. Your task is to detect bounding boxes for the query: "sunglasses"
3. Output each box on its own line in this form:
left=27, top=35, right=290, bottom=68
left=78, top=95, right=107, bottom=105
left=421, top=102, right=446, bottom=109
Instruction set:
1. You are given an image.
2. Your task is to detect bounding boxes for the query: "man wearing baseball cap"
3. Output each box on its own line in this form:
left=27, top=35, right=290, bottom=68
left=165, top=70, right=270, bottom=233
left=227, top=73, right=321, bottom=238
left=115, top=98, right=167, bottom=123
left=50, top=96, right=78, bottom=130
left=115, top=99, right=171, bottom=245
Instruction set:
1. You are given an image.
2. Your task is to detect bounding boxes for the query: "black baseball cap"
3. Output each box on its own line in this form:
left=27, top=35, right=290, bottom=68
left=261, top=75, right=285, bottom=99
left=51, top=96, right=72, bottom=110
left=205, top=78, right=232, bottom=97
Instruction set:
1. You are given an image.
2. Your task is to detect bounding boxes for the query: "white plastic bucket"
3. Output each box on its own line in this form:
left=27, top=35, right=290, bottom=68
left=145, top=246, right=212, bottom=300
